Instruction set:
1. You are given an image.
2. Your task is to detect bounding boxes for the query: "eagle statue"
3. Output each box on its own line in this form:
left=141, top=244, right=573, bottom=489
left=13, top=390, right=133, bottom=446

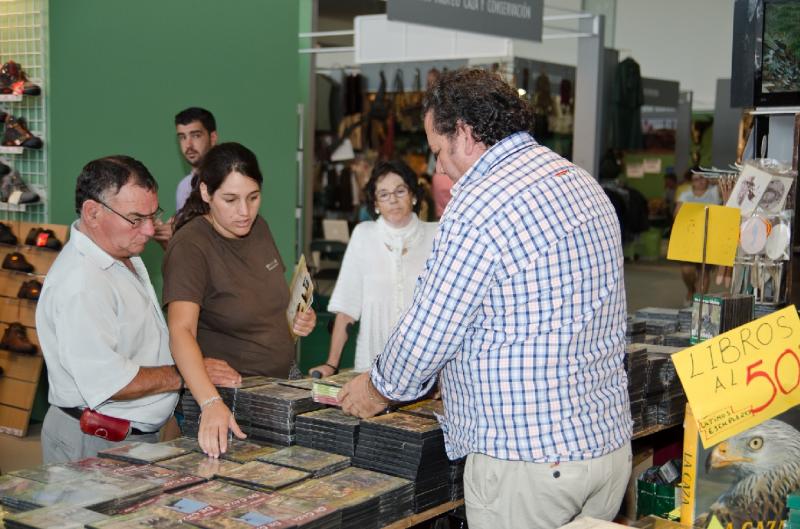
left=703, top=419, right=800, bottom=529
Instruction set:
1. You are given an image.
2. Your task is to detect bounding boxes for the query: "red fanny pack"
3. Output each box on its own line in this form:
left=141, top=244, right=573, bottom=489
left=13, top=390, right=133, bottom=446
left=79, top=408, right=130, bottom=442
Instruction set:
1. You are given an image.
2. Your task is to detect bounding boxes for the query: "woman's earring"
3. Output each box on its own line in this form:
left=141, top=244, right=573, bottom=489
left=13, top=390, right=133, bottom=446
left=375, top=208, right=380, bottom=215
left=412, top=199, right=418, bottom=205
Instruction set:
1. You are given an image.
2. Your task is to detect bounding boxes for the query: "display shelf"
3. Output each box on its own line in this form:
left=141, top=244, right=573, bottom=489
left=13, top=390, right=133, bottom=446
left=382, top=499, right=464, bottom=529
left=0, top=146, right=24, bottom=155
left=0, top=95, right=22, bottom=102
left=632, top=421, right=682, bottom=440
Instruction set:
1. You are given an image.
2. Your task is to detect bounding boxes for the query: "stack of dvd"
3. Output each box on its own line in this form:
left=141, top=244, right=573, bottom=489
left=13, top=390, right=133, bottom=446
left=5, top=504, right=108, bottom=529
left=643, top=345, right=685, bottom=427
left=108, top=464, right=205, bottom=493
left=677, top=308, right=693, bottom=332
left=0, top=473, right=160, bottom=514
left=283, top=467, right=414, bottom=528
left=295, top=408, right=360, bottom=457
left=663, top=332, right=691, bottom=347
left=754, top=302, right=783, bottom=319
left=238, top=384, right=323, bottom=446
left=690, top=294, right=754, bottom=344
left=448, top=458, right=465, bottom=501
left=98, top=442, right=190, bottom=465
left=182, top=377, right=277, bottom=437
left=643, top=334, right=664, bottom=345
left=215, top=461, right=310, bottom=492
left=155, top=452, right=242, bottom=479
left=310, top=371, right=362, bottom=406
left=189, top=492, right=341, bottom=529
left=625, top=344, right=648, bottom=432
left=220, top=439, right=281, bottom=464
left=625, top=316, right=647, bottom=344
left=258, top=446, right=350, bottom=477
left=635, top=307, right=679, bottom=335
left=353, top=412, right=450, bottom=513
left=397, top=399, right=444, bottom=419
left=88, top=481, right=269, bottom=529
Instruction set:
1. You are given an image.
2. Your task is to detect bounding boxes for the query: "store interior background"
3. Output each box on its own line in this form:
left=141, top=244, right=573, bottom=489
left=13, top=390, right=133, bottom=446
left=0, top=0, right=742, bottom=471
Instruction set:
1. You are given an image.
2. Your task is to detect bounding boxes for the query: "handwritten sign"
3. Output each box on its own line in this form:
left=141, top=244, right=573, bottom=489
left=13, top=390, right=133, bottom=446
left=672, top=305, right=800, bottom=447
left=667, top=203, right=740, bottom=267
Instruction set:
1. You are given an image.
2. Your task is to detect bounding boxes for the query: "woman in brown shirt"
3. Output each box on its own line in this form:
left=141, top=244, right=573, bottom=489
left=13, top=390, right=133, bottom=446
left=163, top=142, right=316, bottom=457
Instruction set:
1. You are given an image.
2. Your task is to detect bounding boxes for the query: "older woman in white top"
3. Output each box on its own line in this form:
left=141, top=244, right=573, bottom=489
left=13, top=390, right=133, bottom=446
left=310, top=160, right=438, bottom=375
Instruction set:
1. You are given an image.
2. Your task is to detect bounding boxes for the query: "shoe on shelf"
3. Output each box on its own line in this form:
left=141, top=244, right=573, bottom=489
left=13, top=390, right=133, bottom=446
left=0, top=222, right=16, bottom=245
left=0, top=322, right=37, bottom=355
left=1, top=113, right=43, bottom=149
left=0, top=160, right=10, bottom=177
left=17, top=279, right=41, bottom=301
left=0, top=171, right=39, bottom=204
left=2, top=252, right=34, bottom=273
left=24, top=227, right=60, bottom=250
left=0, top=61, right=40, bottom=96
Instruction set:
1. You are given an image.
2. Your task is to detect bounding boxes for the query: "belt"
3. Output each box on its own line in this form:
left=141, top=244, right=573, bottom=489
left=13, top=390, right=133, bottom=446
left=57, top=406, right=156, bottom=436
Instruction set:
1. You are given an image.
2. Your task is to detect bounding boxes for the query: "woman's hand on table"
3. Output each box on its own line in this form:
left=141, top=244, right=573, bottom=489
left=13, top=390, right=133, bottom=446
left=198, top=400, right=246, bottom=458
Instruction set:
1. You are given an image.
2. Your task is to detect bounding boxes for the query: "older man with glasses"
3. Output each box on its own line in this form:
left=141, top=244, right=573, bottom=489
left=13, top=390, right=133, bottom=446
left=36, top=155, right=183, bottom=463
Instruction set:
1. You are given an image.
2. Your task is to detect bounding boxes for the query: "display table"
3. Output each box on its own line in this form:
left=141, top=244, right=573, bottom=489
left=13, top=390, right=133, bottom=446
left=382, top=499, right=464, bottom=529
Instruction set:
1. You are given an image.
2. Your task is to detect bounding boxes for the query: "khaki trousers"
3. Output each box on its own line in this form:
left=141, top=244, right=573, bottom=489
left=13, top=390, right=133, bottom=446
left=464, top=442, right=632, bottom=529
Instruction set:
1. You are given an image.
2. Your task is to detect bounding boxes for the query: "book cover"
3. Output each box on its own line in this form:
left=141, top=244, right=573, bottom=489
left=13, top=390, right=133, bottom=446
left=286, top=255, right=313, bottom=340
left=680, top=404, right=800, bottom=529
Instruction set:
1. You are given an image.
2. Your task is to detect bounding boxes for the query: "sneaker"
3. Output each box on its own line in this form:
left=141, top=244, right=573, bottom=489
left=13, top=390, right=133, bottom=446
left=0, top=61, right=40, bottom=96
left=2, top=252, right=34, bottom=273
left=0, top=171, right=39, bottom=204
left=0, top=322, right=37, bottom=354
left=1, top=113, right=43, bottom=149
left=17, top=279, right=41, bottom=301
left=0, top=222, right=16, bottom=245
left=24, top=227, right=60, bottom=250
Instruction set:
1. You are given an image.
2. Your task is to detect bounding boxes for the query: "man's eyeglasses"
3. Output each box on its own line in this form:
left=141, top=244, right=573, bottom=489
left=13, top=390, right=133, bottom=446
left=375, top=186, right=410, bottom=203
left=95, top=198, right=163, bottom=228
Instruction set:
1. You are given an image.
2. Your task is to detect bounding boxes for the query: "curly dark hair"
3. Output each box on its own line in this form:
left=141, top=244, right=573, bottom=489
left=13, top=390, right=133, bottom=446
left=364, top=159, right=423, bottom=220
left=75, top=155, right=157, bottom=215
left=422, top=68, right=532, bottom=146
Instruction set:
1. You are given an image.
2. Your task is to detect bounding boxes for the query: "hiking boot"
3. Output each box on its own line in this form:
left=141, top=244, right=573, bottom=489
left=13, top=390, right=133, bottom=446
left=0, top=222, right=16, bottom=245
left=0, top=171, right=39, bottom=204
left=0, top=61, right=40, bottom=96
left=17, top=279, right=41, bottom=301
left=0, top=322, right=37, bottom=354
left=2, top=114, right=43, bottom=149
left=2, top=252, right=34, bottom=273
left=24, top=227, right=60, bottom=250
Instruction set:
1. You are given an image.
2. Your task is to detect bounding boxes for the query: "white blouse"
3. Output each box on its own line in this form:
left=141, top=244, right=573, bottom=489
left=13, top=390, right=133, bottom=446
left=327, top=214, right=437, bottom=370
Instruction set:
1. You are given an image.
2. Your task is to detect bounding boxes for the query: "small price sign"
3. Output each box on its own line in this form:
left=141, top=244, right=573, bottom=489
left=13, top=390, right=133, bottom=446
left=672, top=305, right=800, bottom=448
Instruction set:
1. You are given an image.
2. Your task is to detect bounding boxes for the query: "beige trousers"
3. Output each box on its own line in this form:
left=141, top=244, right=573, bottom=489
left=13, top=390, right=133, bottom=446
left=464, top=442, right=632, bottom=529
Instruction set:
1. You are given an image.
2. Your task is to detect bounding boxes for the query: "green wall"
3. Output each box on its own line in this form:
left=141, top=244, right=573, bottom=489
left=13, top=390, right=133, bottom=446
left=48, top=0, right=300, bottom=295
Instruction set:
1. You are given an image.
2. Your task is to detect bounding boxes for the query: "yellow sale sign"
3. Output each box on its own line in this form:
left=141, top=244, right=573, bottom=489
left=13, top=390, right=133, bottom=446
left=671, top=305, right=800, bottom=448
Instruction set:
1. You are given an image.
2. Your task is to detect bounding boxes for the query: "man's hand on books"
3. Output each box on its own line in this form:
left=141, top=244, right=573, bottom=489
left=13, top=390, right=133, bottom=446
left=339, top=372, right=388, bottom=418
left=292, top=307, right=317, bottom=337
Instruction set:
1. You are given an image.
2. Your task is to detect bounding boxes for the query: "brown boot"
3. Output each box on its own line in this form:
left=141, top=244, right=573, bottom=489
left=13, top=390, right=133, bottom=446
left=2, top=252, right=34, bottom=273
left=0, top=322, right=37, bottom=355
left=17, top=279, right=42, bottom=301
left=2, top=113, right=43, bottom=149
left=0, top=61, right=40, bottom=96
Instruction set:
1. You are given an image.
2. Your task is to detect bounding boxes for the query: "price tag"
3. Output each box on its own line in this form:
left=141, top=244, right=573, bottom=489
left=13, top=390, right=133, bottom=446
left=672, top=305, right=800, bottom=447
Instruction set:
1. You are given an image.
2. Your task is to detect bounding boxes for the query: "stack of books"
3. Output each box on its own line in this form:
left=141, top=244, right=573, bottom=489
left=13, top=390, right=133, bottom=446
left=353, top=412, right=450, bottom=512
left=625, top=344, right=649, bottom=432
left=295, top=408, right=360, bottom=457
left=690, top=293, right=754, bottom=344
left=155, top=452, right=242, bottom=480
left=215, top=461, right=310, bottom=492
left=626, top=316, right=647, bottom=344
left=181, top=377, right=277, bottom=437
left=98, top=442, right=190, bottom=465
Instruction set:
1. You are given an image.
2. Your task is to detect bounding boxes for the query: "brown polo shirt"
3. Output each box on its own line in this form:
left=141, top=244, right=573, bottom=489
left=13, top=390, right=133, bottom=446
left=162, top=216, right=294, bottom=377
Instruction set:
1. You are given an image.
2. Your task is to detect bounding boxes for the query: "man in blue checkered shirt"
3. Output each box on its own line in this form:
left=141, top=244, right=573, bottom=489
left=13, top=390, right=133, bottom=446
left=340, top=68, right=632, bottom=529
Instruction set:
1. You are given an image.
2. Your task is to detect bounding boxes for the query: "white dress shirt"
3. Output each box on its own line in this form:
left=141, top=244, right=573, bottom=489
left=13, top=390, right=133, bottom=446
left=36, top=221, right=178, bottom=431
left=328, top=214, right=437, bottom=370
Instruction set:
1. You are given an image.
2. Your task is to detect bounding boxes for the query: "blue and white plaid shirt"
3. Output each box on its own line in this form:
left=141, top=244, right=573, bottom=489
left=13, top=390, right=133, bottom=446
left=371, top=132, right=631, bottom=462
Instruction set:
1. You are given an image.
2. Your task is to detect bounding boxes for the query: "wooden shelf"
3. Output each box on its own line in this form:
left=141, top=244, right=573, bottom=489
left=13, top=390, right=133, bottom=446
left=382, top=500, right=464, bottom=529
left=632, top=421, right=682, bottom=440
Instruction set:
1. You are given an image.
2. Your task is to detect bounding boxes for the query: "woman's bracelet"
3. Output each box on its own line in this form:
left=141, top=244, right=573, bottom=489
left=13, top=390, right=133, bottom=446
left=199, top=396, right=222, bottom=411
left=325, top=363, right=339, bottom=374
